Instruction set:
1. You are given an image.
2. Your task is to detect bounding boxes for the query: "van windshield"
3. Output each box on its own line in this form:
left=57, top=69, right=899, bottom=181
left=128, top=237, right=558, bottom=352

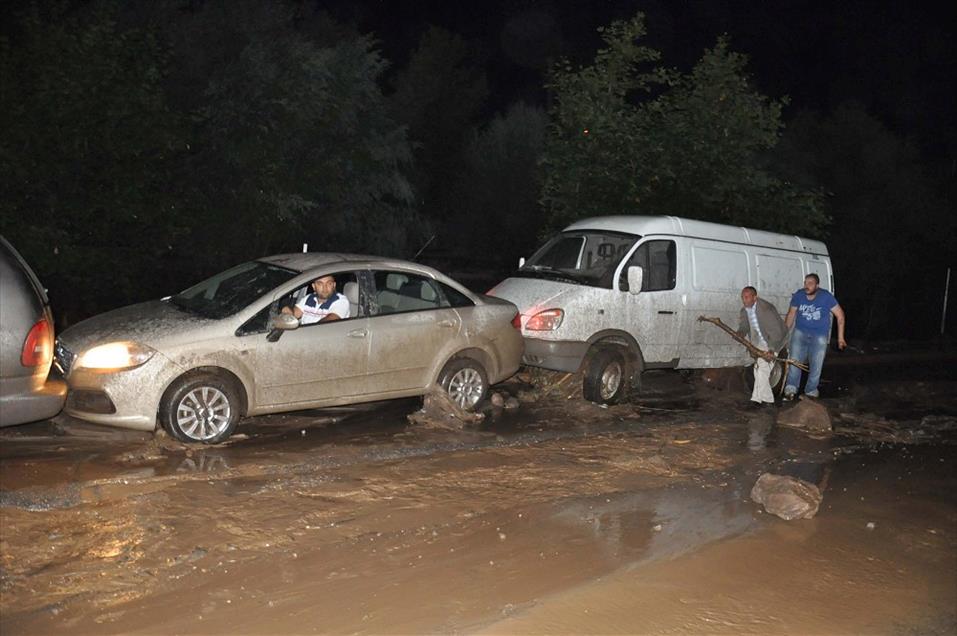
left=517, top=231, right=639, bottom=288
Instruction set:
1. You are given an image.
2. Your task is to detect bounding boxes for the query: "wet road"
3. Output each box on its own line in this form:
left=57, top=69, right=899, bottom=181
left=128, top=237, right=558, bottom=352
left=1, top=355, right=955, bottom=634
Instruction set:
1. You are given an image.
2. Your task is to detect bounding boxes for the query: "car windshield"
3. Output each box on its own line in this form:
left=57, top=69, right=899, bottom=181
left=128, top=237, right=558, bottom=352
left=517, top=231, right=639, bottom=288
left=170, top=261, right=298, bottom=319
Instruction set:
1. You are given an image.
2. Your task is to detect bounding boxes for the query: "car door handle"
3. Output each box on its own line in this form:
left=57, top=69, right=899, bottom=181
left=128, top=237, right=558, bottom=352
left=657, top=310, right=675, bottom=315
left=437, top=320, right=455, bottom=328
left=348, top=329, right=368, bottom=338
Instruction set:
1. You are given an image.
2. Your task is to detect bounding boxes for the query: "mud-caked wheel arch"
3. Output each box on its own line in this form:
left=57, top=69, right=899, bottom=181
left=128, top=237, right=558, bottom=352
left=438, top=357, right=489, bottom=410
left=160, top=372, right=242, bottom=444
left=583, top=347, right=629, bottom=404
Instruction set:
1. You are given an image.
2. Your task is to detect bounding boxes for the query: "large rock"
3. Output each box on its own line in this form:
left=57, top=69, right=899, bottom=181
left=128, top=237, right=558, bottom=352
left=777, top=398, right=832, bottom=433
left=750, top=473, right=822, bottom=520
left=407, top=391, right=485, bottom=429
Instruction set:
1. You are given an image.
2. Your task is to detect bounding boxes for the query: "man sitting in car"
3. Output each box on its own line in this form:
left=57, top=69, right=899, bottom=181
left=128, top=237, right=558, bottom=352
left=282, top=275, right=350, bottom=324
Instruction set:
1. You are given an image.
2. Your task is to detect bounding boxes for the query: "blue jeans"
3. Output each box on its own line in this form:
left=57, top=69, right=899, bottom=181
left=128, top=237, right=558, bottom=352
left=785, top=328, right=829, bottom=397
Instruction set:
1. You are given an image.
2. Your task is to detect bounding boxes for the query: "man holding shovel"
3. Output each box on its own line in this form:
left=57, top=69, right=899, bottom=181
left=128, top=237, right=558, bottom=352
left=738, top=286, right=788, bottom=407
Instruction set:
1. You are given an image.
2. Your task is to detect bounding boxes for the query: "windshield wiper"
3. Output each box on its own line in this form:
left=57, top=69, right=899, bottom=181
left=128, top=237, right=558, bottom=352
left=169, top=295, right=208, bottom=316
left=518, top=265, right=585, bottom=285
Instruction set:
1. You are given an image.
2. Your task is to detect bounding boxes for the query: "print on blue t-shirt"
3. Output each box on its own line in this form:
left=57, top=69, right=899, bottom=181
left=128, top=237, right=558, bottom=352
left=790, top=288, right=837, bottom=335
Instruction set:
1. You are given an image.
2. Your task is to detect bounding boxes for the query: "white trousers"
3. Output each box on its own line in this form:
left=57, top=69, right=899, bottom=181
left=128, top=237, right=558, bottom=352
left=751, top=357, right=775, bottom=404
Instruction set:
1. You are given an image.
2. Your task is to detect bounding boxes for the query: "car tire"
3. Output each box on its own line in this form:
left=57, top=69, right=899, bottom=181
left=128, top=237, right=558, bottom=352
left=439, top=358, right=489, bottom=410
left=583, top=347, right=628, bottom=404
left=161, top=373, right=241, bottom=444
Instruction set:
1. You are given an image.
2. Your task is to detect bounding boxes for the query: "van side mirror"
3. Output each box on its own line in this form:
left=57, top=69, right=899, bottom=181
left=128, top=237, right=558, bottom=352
left=627, top=266, right=643, bottom=294
left=518, top=257, right=525, bottom=268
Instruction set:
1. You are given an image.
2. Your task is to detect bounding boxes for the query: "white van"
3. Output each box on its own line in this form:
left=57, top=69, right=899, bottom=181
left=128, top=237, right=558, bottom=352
left=488, top=215, right=833, bottom=403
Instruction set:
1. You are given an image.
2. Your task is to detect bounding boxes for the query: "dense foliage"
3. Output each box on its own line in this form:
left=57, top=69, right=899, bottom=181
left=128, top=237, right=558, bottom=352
left=541, top=15, right=828, bottom=237
left=0, top=0, right=422, bottom=321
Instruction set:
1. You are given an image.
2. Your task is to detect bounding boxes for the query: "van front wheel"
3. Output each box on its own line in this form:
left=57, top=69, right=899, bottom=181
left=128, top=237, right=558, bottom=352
left=583, top=348, right=627, bottom=404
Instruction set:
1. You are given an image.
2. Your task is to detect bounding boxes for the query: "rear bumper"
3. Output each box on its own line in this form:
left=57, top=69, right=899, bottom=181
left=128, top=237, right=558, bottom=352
left=521, top=337, right=589, bottom=373
left=0, top=375, right=67, bottom=426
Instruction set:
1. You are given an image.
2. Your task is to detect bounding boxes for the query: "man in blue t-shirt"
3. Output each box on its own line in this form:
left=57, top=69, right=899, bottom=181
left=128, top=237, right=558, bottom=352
left=783, top=273, right=847, bottom=400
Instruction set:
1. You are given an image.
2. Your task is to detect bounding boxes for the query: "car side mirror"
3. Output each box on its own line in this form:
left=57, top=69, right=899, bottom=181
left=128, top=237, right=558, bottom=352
left=627, top=266, right=643, bottom=295
left=267, top=313, right=300, bottom=342
left=272, top=313, right=300, bottom=331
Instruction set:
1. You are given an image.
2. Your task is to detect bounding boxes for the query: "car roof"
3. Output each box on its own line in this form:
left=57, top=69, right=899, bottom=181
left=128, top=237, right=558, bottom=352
left=258, top=252, right=445, bottom=278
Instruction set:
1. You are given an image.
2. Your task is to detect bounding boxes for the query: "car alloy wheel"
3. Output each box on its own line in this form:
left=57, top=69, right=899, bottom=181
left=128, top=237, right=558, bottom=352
left=161, top=373, right=241, bottom=444
left=176, top=386, right=232, bottom=442
left=439, top=358, right=489, bottom=410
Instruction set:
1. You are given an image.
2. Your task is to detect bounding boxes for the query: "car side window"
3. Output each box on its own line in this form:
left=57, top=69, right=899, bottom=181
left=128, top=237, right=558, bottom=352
left=439, top=283, right=474, bottom=308
left=235, top=302, right=275, bottom=336
left=278, top=271, right=361, bottom=326
left=372, top=271, right=448, bottom=315
left=619, top=240, right=677, bottom=292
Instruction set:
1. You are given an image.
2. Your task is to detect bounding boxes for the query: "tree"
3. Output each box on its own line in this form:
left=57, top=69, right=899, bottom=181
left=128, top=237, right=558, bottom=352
left=541, top=14, right=827, bottom=237
left=449, top=102, right=548, bottom=269
left=389, top=26, right=488, bottom=223
left=779, top=102, right=955, bottom=339
left=0, top=1, right=426, bottom=322
left=0, top=1, right=186, bottom=321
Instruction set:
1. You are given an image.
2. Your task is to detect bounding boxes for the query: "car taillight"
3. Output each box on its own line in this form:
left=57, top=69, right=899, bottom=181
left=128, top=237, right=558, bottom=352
left=21, top=318, right=53, bottom=367
left=511, top=312, right=522, bottom=329
left=525, top=308, right=564, bottom=331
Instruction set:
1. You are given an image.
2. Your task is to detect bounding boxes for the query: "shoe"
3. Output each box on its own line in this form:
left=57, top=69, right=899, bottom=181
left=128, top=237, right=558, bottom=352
left=748, top=401, right=764, bottom=409
left=782, top=392, right=796, bottom=402
left=803, top=391, right=819, bottom=399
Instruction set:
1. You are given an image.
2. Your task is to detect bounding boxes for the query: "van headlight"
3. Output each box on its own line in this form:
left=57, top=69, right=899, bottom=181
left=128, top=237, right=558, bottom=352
left=75, top=342, right=156, bottom=371
left=525, top=308, right=564, bottom=331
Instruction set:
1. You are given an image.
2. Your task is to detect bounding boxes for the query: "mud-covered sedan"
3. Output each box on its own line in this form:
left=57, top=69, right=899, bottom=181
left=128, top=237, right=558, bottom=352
left=56, top=253, right=523, bottom=443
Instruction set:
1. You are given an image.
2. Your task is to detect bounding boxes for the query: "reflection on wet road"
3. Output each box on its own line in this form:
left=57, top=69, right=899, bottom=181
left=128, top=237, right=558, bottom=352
left=1, top=354, right=955, bottom=634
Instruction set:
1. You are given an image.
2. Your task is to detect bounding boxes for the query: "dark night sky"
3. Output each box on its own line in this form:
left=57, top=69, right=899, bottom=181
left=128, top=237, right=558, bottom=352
left=321, top=0, right=956, bottom=158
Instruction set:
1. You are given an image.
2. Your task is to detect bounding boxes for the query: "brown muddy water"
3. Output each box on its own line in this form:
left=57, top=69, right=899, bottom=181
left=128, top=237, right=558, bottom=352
left=1, top=357, right=955, bottom=634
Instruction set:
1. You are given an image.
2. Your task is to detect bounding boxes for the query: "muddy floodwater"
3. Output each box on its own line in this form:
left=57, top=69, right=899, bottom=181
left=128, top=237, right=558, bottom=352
left=2, top=354, right=956, bottom=634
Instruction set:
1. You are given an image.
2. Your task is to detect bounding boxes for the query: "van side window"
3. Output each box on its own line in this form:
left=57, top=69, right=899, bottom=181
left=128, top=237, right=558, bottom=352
left=620, top=240, right=676, bottom=292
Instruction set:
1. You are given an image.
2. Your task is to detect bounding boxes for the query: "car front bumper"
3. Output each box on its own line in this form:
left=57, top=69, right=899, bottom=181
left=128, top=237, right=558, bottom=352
left=520, top=337, right=589, bottom=373
left=63, top=357, right=180, bottom=432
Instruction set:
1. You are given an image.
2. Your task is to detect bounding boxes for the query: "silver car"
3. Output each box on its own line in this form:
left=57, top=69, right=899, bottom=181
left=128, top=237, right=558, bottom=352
left=55, top=253, right=523, bottom=443
left=0, top=235, right=67, bottom=426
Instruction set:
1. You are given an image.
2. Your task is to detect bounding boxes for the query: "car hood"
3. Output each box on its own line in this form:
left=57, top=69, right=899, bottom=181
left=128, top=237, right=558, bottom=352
left=58, top=300, right=219, bottom=353
left=486, top=277, right=577, bottom=315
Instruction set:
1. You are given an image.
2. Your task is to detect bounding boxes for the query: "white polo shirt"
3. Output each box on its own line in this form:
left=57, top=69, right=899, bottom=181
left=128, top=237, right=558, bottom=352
left=295, top=292, right=350, bottom=325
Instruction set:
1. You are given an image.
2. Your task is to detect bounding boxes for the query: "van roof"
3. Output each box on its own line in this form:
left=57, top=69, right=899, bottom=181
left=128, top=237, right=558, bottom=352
left=564, top=215, right=829, bottom=256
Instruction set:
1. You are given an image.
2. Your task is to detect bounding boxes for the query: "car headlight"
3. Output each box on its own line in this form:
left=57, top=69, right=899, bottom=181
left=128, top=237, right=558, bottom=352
left=75, top=341, right=156, bottom=371
left=525, top=308, right=564, bottom=331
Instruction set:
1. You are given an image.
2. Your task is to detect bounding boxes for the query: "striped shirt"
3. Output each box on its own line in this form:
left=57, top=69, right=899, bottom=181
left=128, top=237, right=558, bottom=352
left=745, top=305, right=768, bottom=350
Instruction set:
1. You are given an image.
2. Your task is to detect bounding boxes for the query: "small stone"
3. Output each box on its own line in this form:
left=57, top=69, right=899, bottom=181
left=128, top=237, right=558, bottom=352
left=653, top=524, right=662, bottom=532
left=866, top=522, right=876, bottom=530
left=498, top=532, right=507, bottom=541
left=490, top=392, right=506, bottom=407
